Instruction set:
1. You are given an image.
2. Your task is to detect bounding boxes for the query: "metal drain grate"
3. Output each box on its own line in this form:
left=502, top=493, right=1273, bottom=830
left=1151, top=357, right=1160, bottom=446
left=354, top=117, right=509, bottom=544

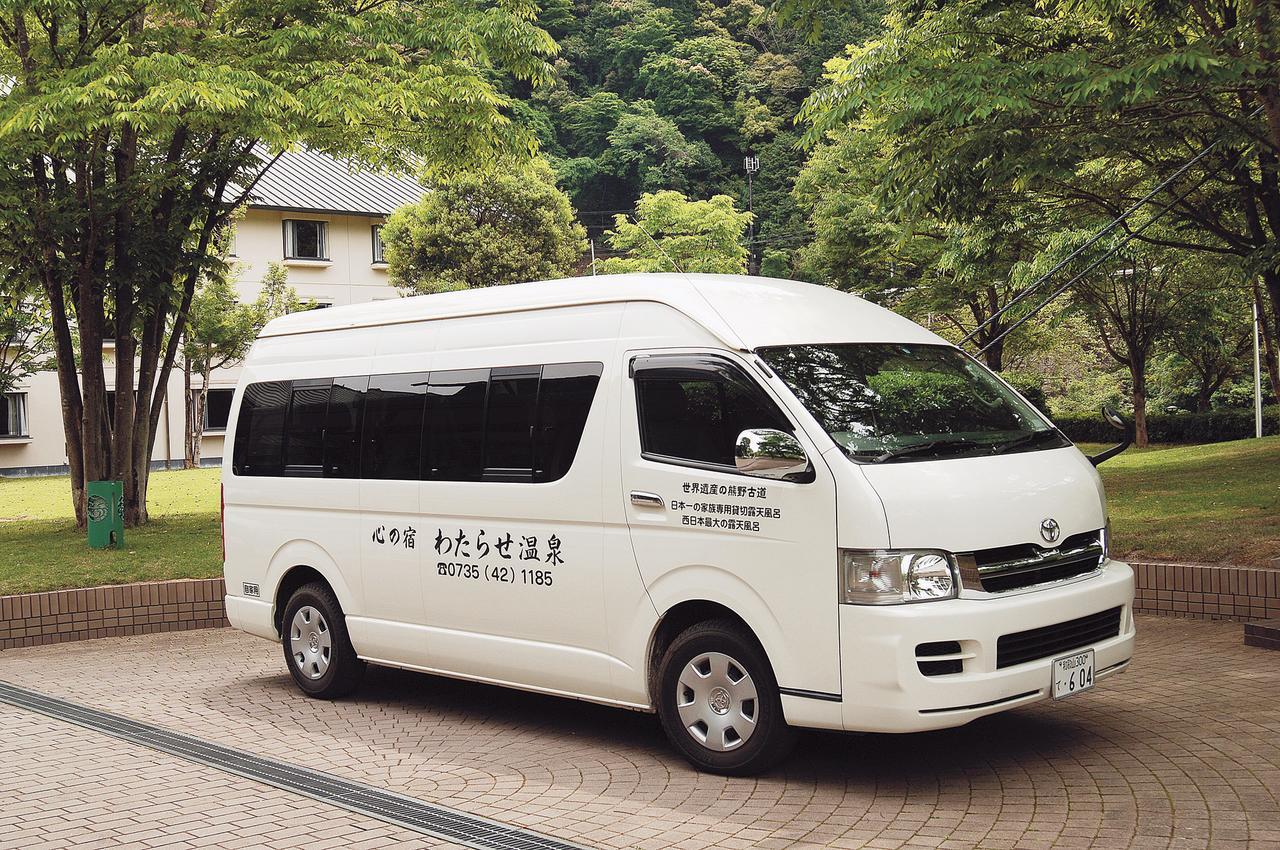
left=0, top=680, right=591, bottom=850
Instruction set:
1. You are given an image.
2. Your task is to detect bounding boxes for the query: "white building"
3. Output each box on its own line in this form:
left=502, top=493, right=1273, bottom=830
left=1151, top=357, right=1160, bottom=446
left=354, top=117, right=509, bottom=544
left=0, top=149, right=424, bottom=476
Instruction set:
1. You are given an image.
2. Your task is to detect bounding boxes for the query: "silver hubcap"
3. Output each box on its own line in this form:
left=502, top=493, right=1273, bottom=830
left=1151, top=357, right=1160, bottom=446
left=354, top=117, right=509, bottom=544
left=289, top=606, right=332, bottom=680
left=676, top=651, right=759, bottom=752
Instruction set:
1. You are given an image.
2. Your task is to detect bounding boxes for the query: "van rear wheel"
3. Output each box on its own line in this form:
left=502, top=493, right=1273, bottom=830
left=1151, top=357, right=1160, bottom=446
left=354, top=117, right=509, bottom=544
left=282, top=582, right=364, bottom=699
left=657, top=620, right=795, bottom=775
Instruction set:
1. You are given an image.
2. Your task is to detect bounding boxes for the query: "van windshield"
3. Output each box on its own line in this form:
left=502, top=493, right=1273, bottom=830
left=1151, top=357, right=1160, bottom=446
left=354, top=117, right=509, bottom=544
left=757, top=343, right=1069, bottom=463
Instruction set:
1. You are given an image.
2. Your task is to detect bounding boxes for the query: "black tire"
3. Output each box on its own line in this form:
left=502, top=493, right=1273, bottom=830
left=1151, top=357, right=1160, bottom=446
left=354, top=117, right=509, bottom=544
left=281, top=581, right=365, bottom=699
left=656, top=619, right=795, bottom=775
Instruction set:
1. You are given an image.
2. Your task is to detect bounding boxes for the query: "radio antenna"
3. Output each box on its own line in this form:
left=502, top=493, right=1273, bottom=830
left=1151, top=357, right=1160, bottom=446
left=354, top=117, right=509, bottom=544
left=630, top=215, right=686, bottom=275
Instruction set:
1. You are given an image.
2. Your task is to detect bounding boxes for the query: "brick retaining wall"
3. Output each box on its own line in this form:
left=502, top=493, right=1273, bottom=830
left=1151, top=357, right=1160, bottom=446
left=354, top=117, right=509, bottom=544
left=1130, top=561, right=1280, bottom=621
left=0, top=578, right=227, bottom=650
left=0, top=562, right=1276, bottom=651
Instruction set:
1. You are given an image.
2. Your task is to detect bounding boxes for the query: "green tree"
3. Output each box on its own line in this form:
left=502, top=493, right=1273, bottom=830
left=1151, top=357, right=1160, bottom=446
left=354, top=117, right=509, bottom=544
left=0, top=0, right=555, bottom=524
left=602, top=191, right=752, bottom=274
left=383, top=162, right=587, bottom=294
left=598, top=102, right=721, bottom=199
left=793, top=128, right=1047, bottom=369
left=181, top=260, right=298, bottom=468
left=0, top=291, right=53, bottom=396
left=1166, top=284, right=1254, bottom=412
left=797, top=0, right=1280, bottom=356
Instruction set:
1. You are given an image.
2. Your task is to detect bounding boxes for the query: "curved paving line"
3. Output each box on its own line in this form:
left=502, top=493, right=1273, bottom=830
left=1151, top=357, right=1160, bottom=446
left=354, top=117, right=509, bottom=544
left=0, top=680, right=592, bottom=850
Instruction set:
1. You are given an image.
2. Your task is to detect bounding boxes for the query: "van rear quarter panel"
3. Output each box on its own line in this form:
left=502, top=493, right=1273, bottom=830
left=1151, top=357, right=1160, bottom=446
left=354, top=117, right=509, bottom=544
left=223, top=326, right=380, bottom=624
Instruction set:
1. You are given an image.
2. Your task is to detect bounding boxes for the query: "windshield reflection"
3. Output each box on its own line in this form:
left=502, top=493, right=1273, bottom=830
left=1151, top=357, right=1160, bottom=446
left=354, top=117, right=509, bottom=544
left=757, top=343, right=1068, bottom=463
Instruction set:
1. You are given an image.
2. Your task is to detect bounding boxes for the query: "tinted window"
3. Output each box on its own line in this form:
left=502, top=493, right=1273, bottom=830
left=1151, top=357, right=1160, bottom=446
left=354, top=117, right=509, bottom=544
left=534, top=363, right=602, bottom=482
left=485, top=367, right=540, bottom=475
left=361, top=372, right=428, bottom=480
left=424, top=369, right=488, bottom=481
left=636, top=360, right=791, bottom=467
left=324, top=376, right=367, bottom=478
left=232, top=381, right=290, bottom=476
left=283, top=380, right=331, bottom=475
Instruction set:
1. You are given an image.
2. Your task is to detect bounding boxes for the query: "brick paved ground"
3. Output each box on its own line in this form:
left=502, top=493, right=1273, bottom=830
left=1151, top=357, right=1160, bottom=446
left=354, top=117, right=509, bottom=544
left=0, top=706, right=461, bottom=850
left=0, top=614, right=1277, bottom=849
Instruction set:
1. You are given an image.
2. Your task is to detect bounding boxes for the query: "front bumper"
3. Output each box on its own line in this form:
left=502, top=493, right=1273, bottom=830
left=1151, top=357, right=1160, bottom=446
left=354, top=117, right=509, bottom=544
left=833, top=560, right=1134, bottom=733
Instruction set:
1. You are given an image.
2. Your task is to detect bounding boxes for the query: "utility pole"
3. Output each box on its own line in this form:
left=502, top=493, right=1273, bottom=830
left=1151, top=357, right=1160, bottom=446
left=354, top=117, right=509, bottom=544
left=744, top=154, right=760, bottom=275
left=1255, top=298, right=1264, bottom=438
left=590, top=239, right=597, bottom=276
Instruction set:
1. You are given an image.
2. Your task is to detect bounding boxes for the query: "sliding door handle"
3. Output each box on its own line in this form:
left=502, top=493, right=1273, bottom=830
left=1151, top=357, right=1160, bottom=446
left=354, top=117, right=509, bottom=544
left=629, top=491, right=665, bottom=509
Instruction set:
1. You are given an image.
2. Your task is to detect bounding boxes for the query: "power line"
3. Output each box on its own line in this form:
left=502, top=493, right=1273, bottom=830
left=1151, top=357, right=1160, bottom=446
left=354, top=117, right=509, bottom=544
left=976, top=163, right=1222, bottom=356
left=963, top=105, right=1263, bottom=347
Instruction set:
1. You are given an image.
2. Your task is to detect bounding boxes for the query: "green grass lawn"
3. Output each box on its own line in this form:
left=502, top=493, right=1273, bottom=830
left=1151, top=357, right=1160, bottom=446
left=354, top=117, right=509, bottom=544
left=0, top=437, right=1276, bottom=595
left=1085, top=436, right=1280, bottom=568
left=0, top=468, right=221, bottom=595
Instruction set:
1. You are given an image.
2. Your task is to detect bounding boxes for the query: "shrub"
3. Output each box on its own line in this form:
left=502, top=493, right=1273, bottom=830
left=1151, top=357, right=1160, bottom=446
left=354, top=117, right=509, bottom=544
left=1052, top=407, right=1280, bottom=444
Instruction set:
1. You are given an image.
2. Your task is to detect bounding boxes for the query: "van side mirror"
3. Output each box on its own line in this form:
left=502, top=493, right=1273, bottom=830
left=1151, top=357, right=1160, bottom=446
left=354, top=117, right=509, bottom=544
left=735, top=429, right=813, bottom=482
left=1089, top=405, right=1133, bottom=466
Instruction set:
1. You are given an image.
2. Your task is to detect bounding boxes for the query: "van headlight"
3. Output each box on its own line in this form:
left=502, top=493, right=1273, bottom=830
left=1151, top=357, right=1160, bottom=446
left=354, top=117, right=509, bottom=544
left=839, top=550, right=959, bottom=605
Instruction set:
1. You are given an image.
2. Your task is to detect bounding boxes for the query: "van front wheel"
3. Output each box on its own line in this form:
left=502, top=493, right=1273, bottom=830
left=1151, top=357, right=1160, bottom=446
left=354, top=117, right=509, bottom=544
left=657, top=620, right=795, bottom=775
left=281, top=582, right=364, bottom=699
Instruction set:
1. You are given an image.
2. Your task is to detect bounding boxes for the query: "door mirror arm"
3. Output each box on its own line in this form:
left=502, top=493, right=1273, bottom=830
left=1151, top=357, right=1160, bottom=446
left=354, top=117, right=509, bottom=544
left=1089, top=405, right=1134, bottom=466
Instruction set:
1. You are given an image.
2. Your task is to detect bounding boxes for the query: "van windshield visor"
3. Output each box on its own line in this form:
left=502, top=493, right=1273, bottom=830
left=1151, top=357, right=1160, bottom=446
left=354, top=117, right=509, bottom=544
left=757, top=343, right=1068, bottom=463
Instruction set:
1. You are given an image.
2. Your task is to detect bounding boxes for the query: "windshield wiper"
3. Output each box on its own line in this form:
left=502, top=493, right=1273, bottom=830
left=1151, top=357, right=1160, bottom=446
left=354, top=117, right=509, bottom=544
left=991, top=429, right=1063, bottom=455
left=870, top=438, right=980, bottom=463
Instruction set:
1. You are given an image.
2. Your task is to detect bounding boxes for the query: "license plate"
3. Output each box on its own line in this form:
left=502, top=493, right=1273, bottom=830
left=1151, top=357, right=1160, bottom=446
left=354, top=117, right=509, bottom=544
left=1052, top=649, right=1095, bottom=700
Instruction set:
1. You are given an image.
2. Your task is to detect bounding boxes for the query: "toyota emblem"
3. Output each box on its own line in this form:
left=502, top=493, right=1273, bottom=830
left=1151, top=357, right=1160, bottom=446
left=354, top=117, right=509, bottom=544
left=1040, top=518, right=1061, bottom=544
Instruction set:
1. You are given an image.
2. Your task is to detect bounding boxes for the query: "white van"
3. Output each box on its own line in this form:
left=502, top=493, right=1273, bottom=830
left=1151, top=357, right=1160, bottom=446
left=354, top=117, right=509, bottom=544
left=222, top=274, right=1135, bottom=774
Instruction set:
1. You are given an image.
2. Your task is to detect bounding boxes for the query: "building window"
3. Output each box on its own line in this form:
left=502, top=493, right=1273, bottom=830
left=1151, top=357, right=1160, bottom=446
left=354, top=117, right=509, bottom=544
left=294, top=300, right=333, bottom=312
left=203, top=389, right=234, bottom=432
left=371, top=225, right=386, bottom=264
left=0, top=392, right=28, bottom=437
left=283, top=219, right=328, bottom=260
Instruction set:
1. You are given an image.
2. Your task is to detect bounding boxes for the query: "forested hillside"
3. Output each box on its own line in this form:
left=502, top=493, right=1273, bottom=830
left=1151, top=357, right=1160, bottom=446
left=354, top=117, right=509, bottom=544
left=518, top=0, right=883, bottom=254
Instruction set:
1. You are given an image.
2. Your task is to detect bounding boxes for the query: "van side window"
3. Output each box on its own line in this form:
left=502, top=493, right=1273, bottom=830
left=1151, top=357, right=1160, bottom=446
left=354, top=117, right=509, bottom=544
left=361, top=372, right=429, bottom=479
left=232, top=381, right=290, bottom=476
left=233, top=361, right=604, bottom=482
left=635, top=358, right=792, bottom=469
left=283, top=379, right=332, bottom=476
left=484, top=366, right=541, bottom=478
left=324, top=376, right=368, bottom=478
left=424, top=369, right=488, bottom=481
left=535, top=362, right=603, bottom=482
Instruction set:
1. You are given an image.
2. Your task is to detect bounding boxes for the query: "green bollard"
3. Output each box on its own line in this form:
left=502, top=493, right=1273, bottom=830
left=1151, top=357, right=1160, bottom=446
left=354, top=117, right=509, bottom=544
left=86, top=480, right=125, bottom=549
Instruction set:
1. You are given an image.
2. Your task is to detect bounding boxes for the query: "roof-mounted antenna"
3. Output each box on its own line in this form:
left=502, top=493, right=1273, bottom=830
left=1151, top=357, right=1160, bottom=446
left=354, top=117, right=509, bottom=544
left=630, top=215, right=686, bottom=275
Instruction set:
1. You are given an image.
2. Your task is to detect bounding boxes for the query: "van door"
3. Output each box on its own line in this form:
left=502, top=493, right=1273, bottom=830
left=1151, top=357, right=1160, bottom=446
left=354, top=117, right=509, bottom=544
left=416, top=362, right=615, bottom=699
left=621, top=352, right=843, bottom=699
left=354, top=371, right=431, bottom=663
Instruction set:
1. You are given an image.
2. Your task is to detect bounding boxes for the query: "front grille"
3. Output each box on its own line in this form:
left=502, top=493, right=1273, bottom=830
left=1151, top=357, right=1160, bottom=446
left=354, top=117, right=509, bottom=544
left=996, top=606, right=1122, bottom=669
left=965, top=530, right=1104, bottom=593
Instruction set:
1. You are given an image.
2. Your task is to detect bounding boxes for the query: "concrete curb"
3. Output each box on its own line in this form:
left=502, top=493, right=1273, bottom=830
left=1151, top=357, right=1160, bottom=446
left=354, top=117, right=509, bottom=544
left=0, top=578, right=227, bottom=650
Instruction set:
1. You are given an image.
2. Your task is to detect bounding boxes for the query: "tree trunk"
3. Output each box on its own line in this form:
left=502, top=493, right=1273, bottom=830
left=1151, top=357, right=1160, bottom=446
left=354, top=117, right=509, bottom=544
left=183, top=359, right=196, bottom=468
left=1131, top=362, right=1149, bottom=448
left=1195, top=385, right=1213, bottom=413
left=192, top=363, right=210, bottom=470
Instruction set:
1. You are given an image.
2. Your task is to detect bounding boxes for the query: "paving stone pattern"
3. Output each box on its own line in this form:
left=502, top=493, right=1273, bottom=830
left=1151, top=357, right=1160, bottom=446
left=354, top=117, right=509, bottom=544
left=0, top=615, right=1277, bottom=849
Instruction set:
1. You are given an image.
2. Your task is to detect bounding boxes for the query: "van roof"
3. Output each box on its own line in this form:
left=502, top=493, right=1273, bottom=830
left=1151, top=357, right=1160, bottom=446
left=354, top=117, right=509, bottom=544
left=258, top=273, right=945, bottom=350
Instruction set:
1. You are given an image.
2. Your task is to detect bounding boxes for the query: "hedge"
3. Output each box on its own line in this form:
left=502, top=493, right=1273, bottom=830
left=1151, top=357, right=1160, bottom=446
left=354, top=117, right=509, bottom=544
left=1053, top=407, right=1280, bottom=444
